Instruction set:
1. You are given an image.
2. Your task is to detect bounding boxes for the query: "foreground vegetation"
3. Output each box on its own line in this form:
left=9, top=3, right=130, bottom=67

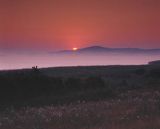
left=1, top=89, right=160, bottom=129
left=0, top=64, right=160, bottom=128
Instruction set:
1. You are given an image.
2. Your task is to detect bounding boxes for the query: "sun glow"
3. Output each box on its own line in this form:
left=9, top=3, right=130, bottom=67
left=72, top=47, right=78, bottom=51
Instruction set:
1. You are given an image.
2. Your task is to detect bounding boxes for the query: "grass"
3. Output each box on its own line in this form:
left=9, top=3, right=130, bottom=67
left=1, top=89, right=160, bottom=129
left=0, top=64, right=160, bottom=128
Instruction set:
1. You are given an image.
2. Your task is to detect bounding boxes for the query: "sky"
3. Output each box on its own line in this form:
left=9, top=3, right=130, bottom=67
left=0, top=0, right=160, bottom=51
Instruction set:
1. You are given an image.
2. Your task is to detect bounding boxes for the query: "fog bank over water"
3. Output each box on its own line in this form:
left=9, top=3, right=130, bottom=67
left=0, top=51, right=160, bottom=70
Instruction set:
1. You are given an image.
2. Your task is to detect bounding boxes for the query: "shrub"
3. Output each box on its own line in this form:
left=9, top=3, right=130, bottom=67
left=65, top=78, right=82, bottom=90
left=84, top=76, right=105, bottom=89
left=148, top=68, right=160, bottom=78
left=134, top=68, right=146, bottom=75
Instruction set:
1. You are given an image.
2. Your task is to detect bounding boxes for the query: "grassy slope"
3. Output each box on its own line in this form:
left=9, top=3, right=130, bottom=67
left=0, top=65, right=160, bottom=128
left=1, top=89, right=160, bottom=129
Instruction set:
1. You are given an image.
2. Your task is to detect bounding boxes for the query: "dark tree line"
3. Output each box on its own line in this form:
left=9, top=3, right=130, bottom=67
left=0, top=70, right=110, bottom=103
left=1, top=66, right=159, bottom=107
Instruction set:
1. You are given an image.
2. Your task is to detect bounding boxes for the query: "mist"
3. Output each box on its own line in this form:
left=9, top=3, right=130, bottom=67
left=0, top=51, right=160, bottom=70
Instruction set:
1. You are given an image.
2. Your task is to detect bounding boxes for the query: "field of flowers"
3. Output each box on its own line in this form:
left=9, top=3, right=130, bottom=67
left=0, top=89, right=160, bottom=129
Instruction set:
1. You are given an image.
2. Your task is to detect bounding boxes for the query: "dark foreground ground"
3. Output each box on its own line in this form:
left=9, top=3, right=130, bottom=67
left=0, top=64, right=160, bottom=129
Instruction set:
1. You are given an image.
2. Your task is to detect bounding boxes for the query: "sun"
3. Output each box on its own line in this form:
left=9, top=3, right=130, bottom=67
left=72, top=47, right=78, bottom=51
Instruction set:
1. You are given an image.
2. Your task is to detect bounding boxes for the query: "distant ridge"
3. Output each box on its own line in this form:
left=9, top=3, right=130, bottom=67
left=149, top=60, right=160, bottom=65
left=52, top=46, right=160, bottom=55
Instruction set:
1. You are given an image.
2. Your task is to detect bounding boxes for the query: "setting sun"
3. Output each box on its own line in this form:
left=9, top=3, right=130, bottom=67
left=72, top=47, right=78, bottom=51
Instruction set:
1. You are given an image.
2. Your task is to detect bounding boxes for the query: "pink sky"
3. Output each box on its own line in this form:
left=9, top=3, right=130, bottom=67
left=0, top=0, right=160, bottom=50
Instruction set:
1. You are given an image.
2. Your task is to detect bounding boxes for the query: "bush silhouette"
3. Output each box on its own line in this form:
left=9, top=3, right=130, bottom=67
left=0, top=71, right=65, bottom=101
left=84, top=76, right=105, bottom=89
left=148, top=68, right=160, bottom=78
left=134, top=68, right=146, bottom=75
left=65, top=78, right=82, bottom=90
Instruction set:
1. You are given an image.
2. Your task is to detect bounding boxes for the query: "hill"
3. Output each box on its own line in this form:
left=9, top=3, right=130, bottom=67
left=149, top=60, right=160, bottom=65
left=0, top=64, right=160, bottom=129
left=54, top=46, right=160, bottom=55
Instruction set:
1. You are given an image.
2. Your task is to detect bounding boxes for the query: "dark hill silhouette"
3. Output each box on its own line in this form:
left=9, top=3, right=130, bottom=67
left=52, top=46, right=160, bottom=55
left=149, top=60, right=160, bottom=65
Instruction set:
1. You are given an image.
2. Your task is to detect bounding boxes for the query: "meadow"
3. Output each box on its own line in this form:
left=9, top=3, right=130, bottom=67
left=0, top=64, right=160, bottom=129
